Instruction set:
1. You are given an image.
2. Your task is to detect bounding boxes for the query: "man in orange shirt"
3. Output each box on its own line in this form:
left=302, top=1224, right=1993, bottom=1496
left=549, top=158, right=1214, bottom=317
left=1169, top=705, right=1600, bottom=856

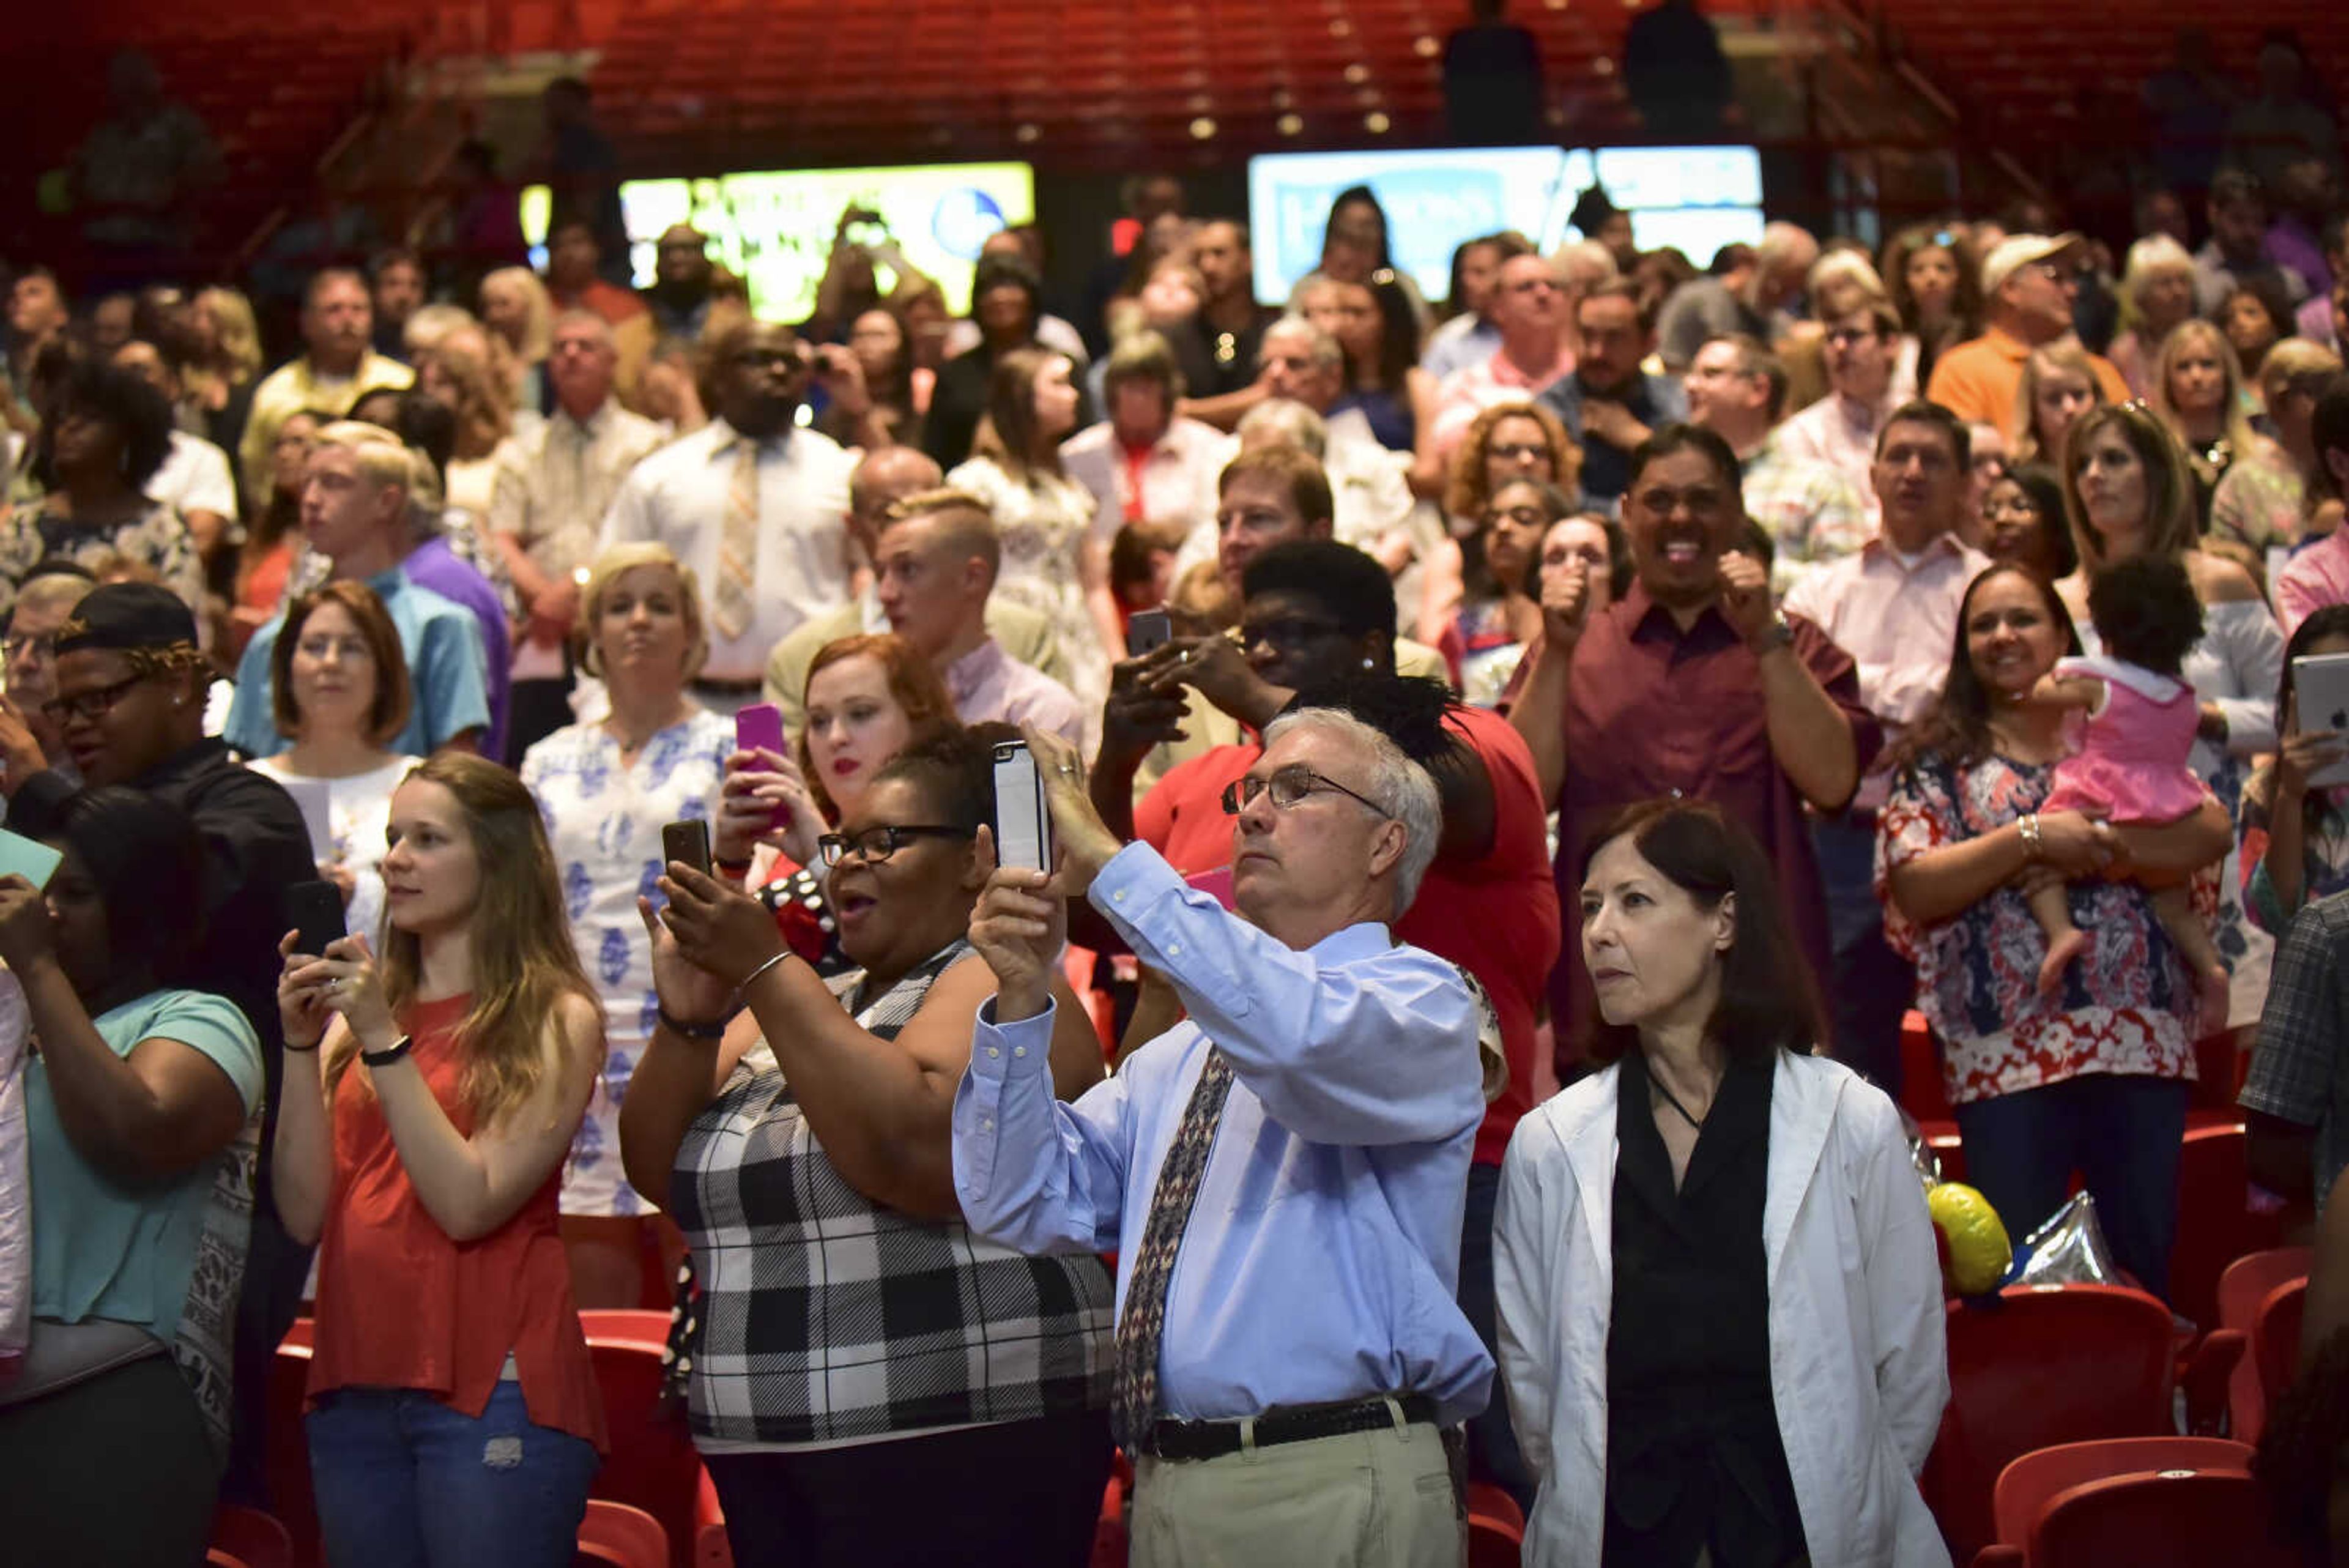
left=1924, top=233, right=2129, bottom=442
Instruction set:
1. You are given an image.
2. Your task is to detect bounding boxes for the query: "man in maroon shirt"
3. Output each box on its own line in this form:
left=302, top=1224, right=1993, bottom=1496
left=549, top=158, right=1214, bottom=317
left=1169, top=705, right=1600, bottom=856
left=1507, top=422, right=1881, bottom=1065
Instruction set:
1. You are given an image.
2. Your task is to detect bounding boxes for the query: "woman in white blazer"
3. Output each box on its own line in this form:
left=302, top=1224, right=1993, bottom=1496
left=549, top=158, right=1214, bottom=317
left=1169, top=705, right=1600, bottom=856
left=1495, top=798, right=1950, bottom=1567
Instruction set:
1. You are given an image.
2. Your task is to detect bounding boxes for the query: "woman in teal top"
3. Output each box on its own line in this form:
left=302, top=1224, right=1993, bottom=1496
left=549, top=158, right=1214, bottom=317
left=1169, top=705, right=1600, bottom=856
left=0, top=788, right=263, bottom=1566
left=2240, top=608, right=2349, bottom=934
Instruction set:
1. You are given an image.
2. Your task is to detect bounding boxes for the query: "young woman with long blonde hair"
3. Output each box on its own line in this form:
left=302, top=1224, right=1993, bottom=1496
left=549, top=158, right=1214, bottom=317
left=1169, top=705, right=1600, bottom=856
left=273, top=752, right=607, bottom=1568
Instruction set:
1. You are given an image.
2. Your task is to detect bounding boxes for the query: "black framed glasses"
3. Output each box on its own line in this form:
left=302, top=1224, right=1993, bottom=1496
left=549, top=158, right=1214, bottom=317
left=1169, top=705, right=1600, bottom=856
left=42, top=673, right=147, bottom=726
left=1219, top=764, right=1390, bottom=818
left=816, top=823, right=973, bottom=868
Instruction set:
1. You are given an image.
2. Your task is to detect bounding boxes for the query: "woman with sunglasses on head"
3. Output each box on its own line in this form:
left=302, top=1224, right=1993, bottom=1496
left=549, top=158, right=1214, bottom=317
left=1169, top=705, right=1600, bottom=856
left=272, top=752, right=609, bottom=1568
left=620, top=727, right=1113, bottom=1568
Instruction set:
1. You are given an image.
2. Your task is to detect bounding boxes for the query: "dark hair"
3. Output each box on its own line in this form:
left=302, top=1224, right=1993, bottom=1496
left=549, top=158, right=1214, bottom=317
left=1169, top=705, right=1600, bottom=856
left=1443, top=232, right=1529, bottom=315
left=1888, top=562, right=2083, bottom=775
left=366, top=245, right=422, bottom=283
left=968, top=254, right=1043, bottom=322
left=1288, top=671, right=1477, bottom=804
left=2222, top=277, right=2296, bottom=347
left=1363, top=272, right=1421, bottom=392
left=2314, top=375, right=2349, bottom=508
left=1880, top=224, right=1984, bottom=345
left=1576, top=275, right=1653, bottom=333
left=1997, top=462, right=2077, bottom=578
left=1579, top=798, right=1825, bottom=1065
left=390, top=388, right=456, bottom=482
left=271, top=579, right=416, bottom=746
left=867, top=726, right=996, bottom=838
left=1625, top=422, right=1740, bottom=497
left=2085, top=556, right=2203, bottom=677
left=1477, top=477, right=1578, bottom=600
left=40, top=359, right=173, bottom=490
left=1241, top=538, right=1398, bottom=641
left=2209, top=167, right=2265, bottom=215
left=1322, top=185, right=1393, bottom=267
left=1877, top=398, right=1972, bottom=470
left=53, top=786, right=207, bottom=978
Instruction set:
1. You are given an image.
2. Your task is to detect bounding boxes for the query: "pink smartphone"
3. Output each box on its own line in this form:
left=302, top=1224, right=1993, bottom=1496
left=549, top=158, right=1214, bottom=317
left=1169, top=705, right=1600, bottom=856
left=735, top=703, right=790, bottom=830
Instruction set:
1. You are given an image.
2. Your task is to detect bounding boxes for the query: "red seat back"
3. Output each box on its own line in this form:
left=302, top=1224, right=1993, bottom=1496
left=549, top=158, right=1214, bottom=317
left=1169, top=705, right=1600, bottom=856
left=1467, top=1480, right=1526, bottom=1567
left=577, top=1498, right=669, bottom=1568
left=210, top=1504, right=295, bottom=1568
left=2257, top=1280, right=2309, bottom=1405
left=1924, top=1285, right=2177, bottom=1562
left=1987, top=1436, right=2254, bottom=1548
left=2219, top=1249, right=2311, bottom=1444
left=2169, top=1120, right=2275, bottom=1335
left=587, top=1338, right=702, bottom=1568
left=2030, top=1469, right=2284, bottom=1567
left=579, top=1309, right=673, bottom=1347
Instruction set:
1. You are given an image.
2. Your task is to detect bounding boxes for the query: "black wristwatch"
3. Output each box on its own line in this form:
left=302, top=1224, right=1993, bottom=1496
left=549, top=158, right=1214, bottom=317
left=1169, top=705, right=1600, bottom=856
left=360, top=1034, right=414, bottom=1068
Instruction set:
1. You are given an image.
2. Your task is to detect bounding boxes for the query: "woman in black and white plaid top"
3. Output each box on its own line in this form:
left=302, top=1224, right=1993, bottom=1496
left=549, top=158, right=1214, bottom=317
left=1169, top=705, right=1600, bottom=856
left=622, top=727, right=1115, bottom=1568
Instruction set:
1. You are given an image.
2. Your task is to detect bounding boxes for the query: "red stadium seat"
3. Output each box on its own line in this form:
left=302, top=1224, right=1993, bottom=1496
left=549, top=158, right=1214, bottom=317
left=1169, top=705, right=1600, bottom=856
left=693, top=1465, right=732, bottom=1568
left=585, top=1337, right=702, bottom=1568
left=2030, top=1468, right=2282, bottom=1567
left=210, top=1504, right=295, bottom=1568
left=577, top=1499, right=669, bottom=1568
left=2219, top=1248, right=2311, bottom=1443
left=2256, top=1280, right=2309, bottom=1418
left=2169, top=1119, right=2278, bottom=1336
left=1970, top=1434, right=2254, bottom=1566
left=1923, top=1285, right=2177, bottom=1563
left=1466, top=1481, right=1525, bottom=1568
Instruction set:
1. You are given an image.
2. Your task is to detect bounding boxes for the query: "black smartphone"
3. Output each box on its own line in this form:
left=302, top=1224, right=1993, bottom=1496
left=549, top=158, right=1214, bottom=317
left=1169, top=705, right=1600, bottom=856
left=285, top=879, right=346, bottom=958
left=662, top=819, right=713, bottom=880
left=1126, top=608, right=1173, bottom=657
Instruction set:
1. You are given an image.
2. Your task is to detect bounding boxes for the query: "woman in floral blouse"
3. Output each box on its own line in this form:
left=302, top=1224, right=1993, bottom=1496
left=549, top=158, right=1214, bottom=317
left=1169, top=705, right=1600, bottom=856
left=1876, top=561, right=2232, bottom=1298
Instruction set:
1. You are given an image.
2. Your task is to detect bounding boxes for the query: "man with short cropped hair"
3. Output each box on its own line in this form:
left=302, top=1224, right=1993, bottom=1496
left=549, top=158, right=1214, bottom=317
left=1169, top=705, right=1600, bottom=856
left=240, top=269, right=414, bottom=510
left=227, top=421, right=490, bottom=759
left=871, top=489, right=1085, bottom=743
left=2195, top=168, right=2312, bottom=316
left=1773, top=297, right=1905, bottom=503
left=1176, top=220, right=1277, bottom=411
left=1783, top=402, right=1989, bottom=1093
left=489, top=309, right=667, bottom=756
left=1537, top=278, right=1688, bottom=507
left=1683, top=333, right=1869, bottom=593
left=1432, top=251, right=1578, bottom=454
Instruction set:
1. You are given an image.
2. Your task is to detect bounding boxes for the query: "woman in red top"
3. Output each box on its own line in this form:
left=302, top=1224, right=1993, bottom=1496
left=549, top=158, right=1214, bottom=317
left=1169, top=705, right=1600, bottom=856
left=273, top=752, right=607, bottom=1568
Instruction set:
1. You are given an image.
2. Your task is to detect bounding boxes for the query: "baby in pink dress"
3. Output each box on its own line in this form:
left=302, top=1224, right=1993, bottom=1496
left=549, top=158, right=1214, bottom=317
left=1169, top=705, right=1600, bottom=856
left=2030, top=557, right=2228, bottom=1017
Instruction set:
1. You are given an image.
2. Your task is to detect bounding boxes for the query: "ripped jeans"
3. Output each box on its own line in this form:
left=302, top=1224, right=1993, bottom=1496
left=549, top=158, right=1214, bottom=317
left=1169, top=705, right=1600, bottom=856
left=307, top=1381, right=599, bottom=1568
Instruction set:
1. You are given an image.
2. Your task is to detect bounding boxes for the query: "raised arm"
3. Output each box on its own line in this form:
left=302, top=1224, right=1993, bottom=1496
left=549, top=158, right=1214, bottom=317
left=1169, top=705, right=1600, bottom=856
left=1722, top=557, right=1866, bottom=812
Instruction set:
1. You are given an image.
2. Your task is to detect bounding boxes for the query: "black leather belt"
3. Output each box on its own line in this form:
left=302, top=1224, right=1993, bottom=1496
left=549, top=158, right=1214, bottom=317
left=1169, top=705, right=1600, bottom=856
left=1143, top=1392, right=1438, bottom=1462
left=691, top=675, right=765, bottom=696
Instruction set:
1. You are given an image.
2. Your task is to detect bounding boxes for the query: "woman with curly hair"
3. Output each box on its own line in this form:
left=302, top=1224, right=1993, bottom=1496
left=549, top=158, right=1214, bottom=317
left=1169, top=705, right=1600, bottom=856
left=1420, top=400, right=1582, bottom=644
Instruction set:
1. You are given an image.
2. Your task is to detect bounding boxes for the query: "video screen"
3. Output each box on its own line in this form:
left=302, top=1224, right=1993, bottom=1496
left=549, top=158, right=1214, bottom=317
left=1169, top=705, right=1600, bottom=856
left=1247, top=146, right=1765, bottom=304
left=521, top=162, right=1038, bottom=320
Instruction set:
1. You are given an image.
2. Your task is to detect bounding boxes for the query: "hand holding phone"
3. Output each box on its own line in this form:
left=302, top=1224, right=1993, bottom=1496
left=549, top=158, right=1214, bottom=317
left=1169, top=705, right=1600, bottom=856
left=1126, top=608, right=1173, bottom=657
left=735, top=704, right=791, bottom=832
left=662, top=819, right=714, bottom=880
left=990, top=740, right=1055, bottom=874
left=285, top=879, right=347, bottom=959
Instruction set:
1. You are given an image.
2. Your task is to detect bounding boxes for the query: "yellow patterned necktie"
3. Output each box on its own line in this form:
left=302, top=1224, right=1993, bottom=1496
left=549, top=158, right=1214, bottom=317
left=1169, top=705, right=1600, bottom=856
left=714, top=437, right=760, bottom=640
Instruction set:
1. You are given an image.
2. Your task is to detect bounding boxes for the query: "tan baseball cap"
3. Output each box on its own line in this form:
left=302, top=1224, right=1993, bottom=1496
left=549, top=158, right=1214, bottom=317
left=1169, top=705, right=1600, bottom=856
left=1980, top=232, right=2085, bottom=299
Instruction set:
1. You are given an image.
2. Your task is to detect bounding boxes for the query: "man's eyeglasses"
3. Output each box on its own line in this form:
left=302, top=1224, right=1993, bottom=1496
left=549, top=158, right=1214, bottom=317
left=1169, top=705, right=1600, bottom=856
left=816, top=823, right=973, bottom=868
left=1219, top=764, right=1390, bottom=818
left=42, top=673, right=146, bottom=726
left=1630, top=486, right=1729, bottom=518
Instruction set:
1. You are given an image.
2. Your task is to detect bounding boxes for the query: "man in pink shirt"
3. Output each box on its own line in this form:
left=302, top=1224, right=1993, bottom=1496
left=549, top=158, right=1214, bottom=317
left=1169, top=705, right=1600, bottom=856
left=1775, top=297, right=1904, bottom=510
left=1783, top=400, right=1990, bottom=1095
left=2276, top=380, right=2349, bottom=637
left=1431, top=252, right=1578, bottom=456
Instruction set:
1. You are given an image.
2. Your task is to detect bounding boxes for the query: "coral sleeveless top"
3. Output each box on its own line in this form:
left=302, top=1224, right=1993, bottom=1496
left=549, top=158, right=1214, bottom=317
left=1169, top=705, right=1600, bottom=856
left=307, top=994, right=605, bottom=1449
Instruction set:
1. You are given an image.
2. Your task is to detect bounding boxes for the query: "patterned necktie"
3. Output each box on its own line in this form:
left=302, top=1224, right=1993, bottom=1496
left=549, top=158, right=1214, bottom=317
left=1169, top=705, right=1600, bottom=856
left=713, top=437, right=760, bottom=641
left=1112, top=1044, right=1235, bottom=1454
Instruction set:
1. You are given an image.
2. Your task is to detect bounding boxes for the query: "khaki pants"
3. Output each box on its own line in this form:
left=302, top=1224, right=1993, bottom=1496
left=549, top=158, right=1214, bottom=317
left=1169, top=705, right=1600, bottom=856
left=1132, top=1413, right=1462, bottom=1568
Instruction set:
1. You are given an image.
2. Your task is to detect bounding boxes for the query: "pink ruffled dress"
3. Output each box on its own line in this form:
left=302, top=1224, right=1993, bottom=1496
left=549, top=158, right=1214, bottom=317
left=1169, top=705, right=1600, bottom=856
left=2041, top=655, right=2210, bottom=825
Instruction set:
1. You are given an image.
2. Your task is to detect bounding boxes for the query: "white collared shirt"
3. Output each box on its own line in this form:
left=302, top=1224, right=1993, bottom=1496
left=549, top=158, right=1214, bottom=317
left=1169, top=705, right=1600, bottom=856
left=598, top=417, right=858, bottom=681
left=1060, top=415, right=1234, bottom=543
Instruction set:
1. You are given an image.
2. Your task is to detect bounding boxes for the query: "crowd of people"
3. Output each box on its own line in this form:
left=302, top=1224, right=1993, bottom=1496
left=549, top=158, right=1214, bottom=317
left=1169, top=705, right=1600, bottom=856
left=6, top=67, right=2349, bottom=1566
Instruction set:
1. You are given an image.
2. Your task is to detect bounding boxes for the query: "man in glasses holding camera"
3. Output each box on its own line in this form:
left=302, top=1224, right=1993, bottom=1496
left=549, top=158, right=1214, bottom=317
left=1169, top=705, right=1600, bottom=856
left=957, top=702, right=1489, bottom=1567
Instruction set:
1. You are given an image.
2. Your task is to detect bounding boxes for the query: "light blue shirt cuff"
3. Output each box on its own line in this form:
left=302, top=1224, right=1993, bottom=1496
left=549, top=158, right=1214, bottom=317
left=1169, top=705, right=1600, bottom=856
left=956, top=995, right=1059, bottom=1206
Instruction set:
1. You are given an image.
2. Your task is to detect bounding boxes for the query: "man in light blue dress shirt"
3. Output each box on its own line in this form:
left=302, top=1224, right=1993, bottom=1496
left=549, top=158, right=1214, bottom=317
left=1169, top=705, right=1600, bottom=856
left=956, top=711, right=1490, bottom=1566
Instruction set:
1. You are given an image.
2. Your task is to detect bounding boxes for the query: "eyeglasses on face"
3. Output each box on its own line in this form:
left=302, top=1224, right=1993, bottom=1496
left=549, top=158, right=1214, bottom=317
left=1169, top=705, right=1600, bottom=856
left=43, top=672, right=147, bottom=726
left=1219, top=764, right=1390, bottom=818
left=815, top=823, right=973, bottom=868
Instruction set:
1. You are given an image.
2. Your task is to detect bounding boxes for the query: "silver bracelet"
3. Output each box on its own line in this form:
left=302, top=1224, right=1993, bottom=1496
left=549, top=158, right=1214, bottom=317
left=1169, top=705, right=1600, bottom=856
left=2019, top=813, right=2043, bottom=860
left=734, top=949, right=793, bottom=999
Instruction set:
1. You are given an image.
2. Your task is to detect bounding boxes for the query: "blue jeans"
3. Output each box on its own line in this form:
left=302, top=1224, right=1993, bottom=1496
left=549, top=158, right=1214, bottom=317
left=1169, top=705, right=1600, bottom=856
left=1813, top=814, right=1913, bottom=1101
left=1459, top=1159, right=1533, bottom=1511
left=306, top=1381, right=600, bottom=1568
left=1953, top=1073, right=2190, bottom=1301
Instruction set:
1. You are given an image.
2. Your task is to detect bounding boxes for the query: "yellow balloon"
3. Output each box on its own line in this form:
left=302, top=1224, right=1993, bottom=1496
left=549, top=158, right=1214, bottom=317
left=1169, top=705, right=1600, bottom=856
left=1928, top=1181, right=2013, bottom=1296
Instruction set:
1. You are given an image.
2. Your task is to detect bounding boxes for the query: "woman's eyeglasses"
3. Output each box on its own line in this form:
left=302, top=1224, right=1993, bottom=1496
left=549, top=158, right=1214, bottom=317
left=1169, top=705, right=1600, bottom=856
left=816, top=823, right=973, bottom=868
left=1219, top=764, right=1390, bottom=818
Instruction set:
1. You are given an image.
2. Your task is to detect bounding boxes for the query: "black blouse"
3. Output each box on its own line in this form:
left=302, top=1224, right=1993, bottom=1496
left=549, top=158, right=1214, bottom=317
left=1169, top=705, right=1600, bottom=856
left=1605, top=1050, right=1805, bottom=1568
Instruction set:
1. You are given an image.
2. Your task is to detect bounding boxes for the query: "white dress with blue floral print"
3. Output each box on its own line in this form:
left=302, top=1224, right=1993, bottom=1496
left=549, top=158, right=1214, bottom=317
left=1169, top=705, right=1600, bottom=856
left=521, top=708, right=734, bottom=1216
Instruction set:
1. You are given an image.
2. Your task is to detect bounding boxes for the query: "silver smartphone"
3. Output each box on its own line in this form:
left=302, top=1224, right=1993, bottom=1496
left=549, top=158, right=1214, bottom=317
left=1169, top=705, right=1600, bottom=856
left=990, top=740, right=1055, bottom=873
left=2296, top=653, right=2349, bottom=789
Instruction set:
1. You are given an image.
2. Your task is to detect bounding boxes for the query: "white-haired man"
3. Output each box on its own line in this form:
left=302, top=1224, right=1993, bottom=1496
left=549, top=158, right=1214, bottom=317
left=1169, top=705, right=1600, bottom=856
left=959, top=713, right=1488, bottom=1566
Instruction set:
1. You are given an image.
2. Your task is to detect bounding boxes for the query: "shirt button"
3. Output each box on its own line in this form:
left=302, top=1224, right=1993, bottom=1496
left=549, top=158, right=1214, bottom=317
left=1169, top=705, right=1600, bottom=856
left=987, top=1046, right=1001, bottom=1059
left=982, top=1118, right=994, bottom=1131
left=1168, top=943, right=1182, bottom=956
left=1113, top=890, right=1127, bottom=903
left=1013, top=1046, right=1026, bottom=1058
